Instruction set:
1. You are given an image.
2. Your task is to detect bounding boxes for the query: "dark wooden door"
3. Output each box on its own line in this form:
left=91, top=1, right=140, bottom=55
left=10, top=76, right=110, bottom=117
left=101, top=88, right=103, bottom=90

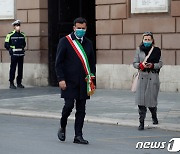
left=48, top=0, right=96, bottom=86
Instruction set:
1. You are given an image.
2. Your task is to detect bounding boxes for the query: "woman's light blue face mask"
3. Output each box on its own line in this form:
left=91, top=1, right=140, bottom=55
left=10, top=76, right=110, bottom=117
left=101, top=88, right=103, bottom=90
left=143, top=35, right=153, bottom=47
left=143, top=42, right=152, bottom=47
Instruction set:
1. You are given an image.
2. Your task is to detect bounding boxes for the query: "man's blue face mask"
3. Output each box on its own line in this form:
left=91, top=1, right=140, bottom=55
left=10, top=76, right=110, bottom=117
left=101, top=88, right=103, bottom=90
left=75, top=29, right=86, bottom=38
left=143, top=42, right=152, bottom=47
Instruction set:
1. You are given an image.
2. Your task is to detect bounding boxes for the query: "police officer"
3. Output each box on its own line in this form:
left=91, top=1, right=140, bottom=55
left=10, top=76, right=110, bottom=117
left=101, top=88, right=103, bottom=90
left=4, top=20, right=26, bottom=89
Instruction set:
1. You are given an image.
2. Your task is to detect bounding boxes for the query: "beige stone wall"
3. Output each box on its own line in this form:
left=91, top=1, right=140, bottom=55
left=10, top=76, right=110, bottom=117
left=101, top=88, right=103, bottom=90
left=1, top=0, right=180, bottom=91
left=0, top=0, right=48, bottom=86
left=96, top=0, right=180, bottom=92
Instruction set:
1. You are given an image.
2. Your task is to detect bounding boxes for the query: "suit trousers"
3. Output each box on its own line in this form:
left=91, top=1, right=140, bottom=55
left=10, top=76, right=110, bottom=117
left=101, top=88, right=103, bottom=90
left=9, top=56, right=24, bottom=84
left=60, top=98, right=86, bottom=137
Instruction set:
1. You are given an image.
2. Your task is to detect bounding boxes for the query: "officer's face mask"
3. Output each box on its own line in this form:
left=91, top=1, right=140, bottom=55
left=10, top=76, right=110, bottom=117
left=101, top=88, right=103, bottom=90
left=14, top=25, right=20, bottom=32
left=75, top=29, right=86, bottom=38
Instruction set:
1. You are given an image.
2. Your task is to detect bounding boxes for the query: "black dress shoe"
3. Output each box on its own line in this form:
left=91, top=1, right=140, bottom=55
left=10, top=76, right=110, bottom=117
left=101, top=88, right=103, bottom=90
left=73, top=136, right=89, bottom=144
left=17, top=84, right=25, bottom=88
left=9, top=83, right=16, bottom=89
left=57, top=128, right=66, bottom=141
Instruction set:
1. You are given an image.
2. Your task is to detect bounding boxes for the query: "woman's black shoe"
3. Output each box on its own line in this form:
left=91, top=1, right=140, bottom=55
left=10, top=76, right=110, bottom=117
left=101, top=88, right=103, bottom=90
left=153, top=118, right=158, bottom=125
left=138, top=123, right=144, bottom=130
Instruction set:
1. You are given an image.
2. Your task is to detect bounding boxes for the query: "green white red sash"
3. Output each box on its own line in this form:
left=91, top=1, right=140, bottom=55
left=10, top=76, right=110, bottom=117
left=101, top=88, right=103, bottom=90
left=66, top=34, right=95, bottom=96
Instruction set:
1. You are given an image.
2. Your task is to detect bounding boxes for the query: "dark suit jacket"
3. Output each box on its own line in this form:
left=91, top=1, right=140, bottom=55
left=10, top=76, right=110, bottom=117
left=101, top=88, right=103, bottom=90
left=55, top=32, right=96, bottom=99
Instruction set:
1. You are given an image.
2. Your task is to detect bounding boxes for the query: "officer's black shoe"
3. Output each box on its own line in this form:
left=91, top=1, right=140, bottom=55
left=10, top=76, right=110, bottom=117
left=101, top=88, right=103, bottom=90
left=57, top=128, right=66, bottom=141
left=17, top=84, right=25, bottom=88
left=9, top=83, right=16, bottom=89
left=73, top=136, right=89, bottom=144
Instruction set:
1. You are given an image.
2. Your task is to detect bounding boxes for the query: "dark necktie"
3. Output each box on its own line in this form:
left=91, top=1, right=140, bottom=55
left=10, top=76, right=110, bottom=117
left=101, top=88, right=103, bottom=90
left=78, top=39, right=82, bottom=44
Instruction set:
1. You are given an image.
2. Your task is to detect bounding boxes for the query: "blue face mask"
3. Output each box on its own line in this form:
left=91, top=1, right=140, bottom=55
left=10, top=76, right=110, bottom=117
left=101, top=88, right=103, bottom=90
left=143, top=42, right=152, bottom=47
left=75, top=29, right=86, bottom=38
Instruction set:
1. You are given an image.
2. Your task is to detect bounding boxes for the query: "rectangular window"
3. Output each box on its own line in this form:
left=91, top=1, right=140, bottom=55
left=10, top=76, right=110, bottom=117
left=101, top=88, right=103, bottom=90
left=131, top=0, right=169, bottom=14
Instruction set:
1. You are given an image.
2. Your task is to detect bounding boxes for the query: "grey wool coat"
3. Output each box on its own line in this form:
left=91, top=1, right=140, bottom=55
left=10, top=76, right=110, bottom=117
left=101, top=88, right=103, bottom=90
left=133, top=47, right=163, bottom=107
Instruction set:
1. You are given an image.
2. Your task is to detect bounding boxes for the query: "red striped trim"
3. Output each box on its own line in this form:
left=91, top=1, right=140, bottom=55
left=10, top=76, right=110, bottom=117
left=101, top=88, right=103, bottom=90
left=66, top=35, right=88, bottom=75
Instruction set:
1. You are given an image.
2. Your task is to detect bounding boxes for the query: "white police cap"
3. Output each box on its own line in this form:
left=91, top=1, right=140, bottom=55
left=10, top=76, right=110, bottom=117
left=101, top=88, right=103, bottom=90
left=12, top=20, right=21, bottom=26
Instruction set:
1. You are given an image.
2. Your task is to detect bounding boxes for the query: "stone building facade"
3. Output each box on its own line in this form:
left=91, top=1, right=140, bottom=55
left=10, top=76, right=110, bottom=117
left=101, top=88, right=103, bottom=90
left=0, top=0, right=180, bottom=92
left=96, top=0, right=180, bottom=92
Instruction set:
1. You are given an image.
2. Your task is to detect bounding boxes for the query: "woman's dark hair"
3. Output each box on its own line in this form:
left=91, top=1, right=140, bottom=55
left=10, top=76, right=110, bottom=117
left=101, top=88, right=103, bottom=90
left=73, top=17, right=87, bottom=26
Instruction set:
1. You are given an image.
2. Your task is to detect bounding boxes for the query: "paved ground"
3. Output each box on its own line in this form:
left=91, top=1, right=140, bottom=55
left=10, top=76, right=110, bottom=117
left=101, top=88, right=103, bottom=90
left=0, top=86, right=179, bottom=131
left=1, top=115, right=179, bottom=154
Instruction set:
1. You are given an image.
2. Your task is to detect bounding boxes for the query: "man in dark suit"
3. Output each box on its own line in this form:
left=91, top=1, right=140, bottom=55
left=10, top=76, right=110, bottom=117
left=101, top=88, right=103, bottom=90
left=55, top=17, right=96, bottom=144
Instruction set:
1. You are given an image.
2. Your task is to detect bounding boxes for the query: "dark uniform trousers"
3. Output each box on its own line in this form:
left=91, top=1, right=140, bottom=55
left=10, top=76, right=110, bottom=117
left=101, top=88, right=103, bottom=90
left=9, top=56, right=24, bottom=84
left=61, top=98, right=86, bottom=137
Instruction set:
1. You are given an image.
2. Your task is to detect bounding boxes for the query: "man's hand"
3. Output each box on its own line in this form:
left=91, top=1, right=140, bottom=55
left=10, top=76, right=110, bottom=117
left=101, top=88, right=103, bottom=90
left=59, top=80, right=66, bottom=90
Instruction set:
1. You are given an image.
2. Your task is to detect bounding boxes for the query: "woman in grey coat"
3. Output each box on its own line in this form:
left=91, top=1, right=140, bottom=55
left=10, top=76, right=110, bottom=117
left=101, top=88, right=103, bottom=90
left=133, top=32, right=163, bottom=130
